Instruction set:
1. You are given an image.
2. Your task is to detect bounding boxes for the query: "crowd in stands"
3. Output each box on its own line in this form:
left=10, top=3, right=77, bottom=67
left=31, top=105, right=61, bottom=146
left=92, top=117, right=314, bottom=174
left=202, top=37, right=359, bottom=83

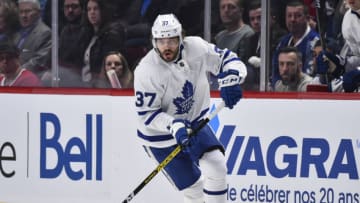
left=0, top=0, right=358, bottom=92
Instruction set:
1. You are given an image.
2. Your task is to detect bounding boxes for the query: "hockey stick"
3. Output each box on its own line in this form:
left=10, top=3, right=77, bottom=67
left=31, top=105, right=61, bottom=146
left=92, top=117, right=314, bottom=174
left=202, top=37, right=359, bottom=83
left=314, top=0, right=332, bottom=91
left=314, top=0, right=326, bottom=50
left=122, top=101, right=226, bottom=203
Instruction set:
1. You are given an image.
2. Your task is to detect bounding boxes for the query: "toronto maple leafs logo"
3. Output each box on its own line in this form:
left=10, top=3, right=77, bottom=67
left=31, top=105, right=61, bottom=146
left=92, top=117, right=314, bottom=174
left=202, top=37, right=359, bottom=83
left=173, top=80, right=195, bottom=114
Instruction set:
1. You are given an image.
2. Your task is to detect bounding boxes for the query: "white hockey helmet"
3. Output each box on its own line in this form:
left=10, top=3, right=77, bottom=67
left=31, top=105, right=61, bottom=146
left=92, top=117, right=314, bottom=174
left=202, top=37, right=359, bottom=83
left=151, top=13, right=183, bottom=48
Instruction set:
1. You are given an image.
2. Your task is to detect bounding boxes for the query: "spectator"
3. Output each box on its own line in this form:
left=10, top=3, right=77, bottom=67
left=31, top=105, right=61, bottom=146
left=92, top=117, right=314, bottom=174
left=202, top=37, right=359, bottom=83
left=0, top=39, right=42, bottom=86
left=43, top=0, right=82, bottom=33
left=97, top=51, right=133, bottom=88
left=244, top=1, right=262, bottom=91
left=248, top=2, right=288, bottom=60
left=312, top=39, right=344, bottom=92
left=112, top=0, right=152, bottom=71
left=316, top=0, right=360, bottom=92
left=271, top=1, right=320, bottom=88
left=0, top=0, right=20, bottom=43
left=57, top=0, right=85, bottom=87
left=215, top=0, right=254, bottom=62
left=42, top=0, right=66, bottom=34
left=274, top=46, right=314, bottom=92
left=311, top=39, right=341, bottom=91
left=247, top=1, right=261, bottom=57
left=211, top=0, right=254, bottom=90
left=246, top=1, right=288, bottom=91
left=240, top=0, right=287, bottom=90
left=77, top=0, right=126, bottom=87
left=15, top=0, right=51, bottom=79
left=63, top=0, right=83, bottom=25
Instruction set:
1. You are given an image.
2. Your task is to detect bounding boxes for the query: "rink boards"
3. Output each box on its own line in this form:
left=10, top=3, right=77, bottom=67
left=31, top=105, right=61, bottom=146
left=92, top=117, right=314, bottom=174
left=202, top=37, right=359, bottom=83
left=0, top=92, right=359, bottom=203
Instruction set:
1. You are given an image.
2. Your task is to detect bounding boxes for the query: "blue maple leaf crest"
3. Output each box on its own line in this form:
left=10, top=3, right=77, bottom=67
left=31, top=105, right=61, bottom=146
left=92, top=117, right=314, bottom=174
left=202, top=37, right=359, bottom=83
left=173, top=80, right=195, bottom=114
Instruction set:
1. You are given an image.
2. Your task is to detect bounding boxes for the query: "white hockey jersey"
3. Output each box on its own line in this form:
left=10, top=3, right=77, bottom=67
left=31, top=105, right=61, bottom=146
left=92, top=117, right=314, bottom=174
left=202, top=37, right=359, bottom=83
left=134, top=36, right=247, bottom=147
left=342, top=9, right=360, bottom=70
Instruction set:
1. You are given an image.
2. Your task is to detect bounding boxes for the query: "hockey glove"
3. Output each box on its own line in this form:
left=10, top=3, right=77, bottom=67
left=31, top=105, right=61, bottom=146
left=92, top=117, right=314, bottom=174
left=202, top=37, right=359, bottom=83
left=218, top=70, right=243, bottom=109
left=343, top=69, right=360, bottom=92
left=170, top=119, right=191, bottom=146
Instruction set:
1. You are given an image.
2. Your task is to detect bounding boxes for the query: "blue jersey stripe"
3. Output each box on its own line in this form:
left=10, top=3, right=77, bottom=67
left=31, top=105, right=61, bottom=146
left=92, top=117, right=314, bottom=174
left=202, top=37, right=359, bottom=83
left=138, top=111, right=148, bottom=116
left=219, top=49, right=231, bottom=73
left=144, top=109, right=162, bottom=125
left=137, top=130, right=173, bottom=142
left=203, top=188, right=228, bottom=195
left=223, top=57, right=241, bottom=67
left=137, top=108, right=161, bottom=116
left=223, top=49, right=231, bottom=60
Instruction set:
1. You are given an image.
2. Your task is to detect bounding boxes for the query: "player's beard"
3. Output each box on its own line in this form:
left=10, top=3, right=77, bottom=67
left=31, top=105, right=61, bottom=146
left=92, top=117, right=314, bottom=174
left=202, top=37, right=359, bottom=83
left=160, top=49, right=178, bottom=62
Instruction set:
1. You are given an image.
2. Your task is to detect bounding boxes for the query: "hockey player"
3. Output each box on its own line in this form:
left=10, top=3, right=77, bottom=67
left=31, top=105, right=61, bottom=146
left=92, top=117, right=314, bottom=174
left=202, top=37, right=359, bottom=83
left=134, top=14, right=247, bottom=203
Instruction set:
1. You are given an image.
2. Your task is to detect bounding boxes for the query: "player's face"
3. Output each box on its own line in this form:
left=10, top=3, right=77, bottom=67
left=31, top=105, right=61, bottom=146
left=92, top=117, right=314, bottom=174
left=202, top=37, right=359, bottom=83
left=155, top=37, right=180, bottom=62
left=105, top=54, right=124, bottom=76
left=278, top=52, right=301, bottom=85
left=347, top=0, right=360, bottom=10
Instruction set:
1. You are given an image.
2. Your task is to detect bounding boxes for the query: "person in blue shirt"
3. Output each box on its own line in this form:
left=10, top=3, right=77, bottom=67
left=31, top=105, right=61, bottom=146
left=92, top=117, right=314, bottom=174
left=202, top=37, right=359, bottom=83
left=271, top=1, right=319, bottom=88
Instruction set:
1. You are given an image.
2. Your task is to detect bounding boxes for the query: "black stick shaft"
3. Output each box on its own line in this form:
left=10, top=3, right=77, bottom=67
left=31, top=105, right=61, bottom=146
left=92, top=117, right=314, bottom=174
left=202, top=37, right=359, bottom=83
left=315, top=0, right=326, bottom=49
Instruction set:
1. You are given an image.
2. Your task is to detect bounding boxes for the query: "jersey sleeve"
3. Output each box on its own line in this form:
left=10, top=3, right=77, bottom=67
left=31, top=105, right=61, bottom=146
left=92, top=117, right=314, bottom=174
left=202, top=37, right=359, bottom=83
left=134, top=60, right=174, bottom=134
